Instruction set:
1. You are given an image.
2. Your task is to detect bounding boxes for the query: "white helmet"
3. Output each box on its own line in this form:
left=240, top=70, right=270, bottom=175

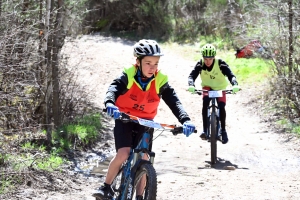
left=133, top=39, right=164, bottom=58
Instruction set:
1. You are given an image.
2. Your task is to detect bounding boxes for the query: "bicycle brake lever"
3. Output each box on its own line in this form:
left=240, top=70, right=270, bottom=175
left=121, top=112, right=130, bottom=119
left=196, top=91, right=202, bottom=95
left=116, top=112, right=132, bottom=123
left=171, top=126, right=183, bottom=135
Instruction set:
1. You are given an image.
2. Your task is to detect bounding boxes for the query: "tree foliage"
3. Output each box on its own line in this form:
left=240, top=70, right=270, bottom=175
left=0, top=0, right=299, bottom=139
left=0, top=0, right=95, bottom=142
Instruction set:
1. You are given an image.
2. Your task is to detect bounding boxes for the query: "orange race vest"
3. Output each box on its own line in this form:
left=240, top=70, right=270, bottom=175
left=115, top=65, right=168, bottom=119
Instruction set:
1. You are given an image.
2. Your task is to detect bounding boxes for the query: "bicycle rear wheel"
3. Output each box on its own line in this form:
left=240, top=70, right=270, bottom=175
left=210, top=112, right=217, bottom=164
left=133, top=163, right=157, bottom=200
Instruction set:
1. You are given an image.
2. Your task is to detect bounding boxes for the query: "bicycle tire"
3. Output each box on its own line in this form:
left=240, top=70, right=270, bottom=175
left=210, top=112, right=217, bottom=164
left=207, top=114, right=210, bottom=139
left=132, top=163, right=157, bottom=200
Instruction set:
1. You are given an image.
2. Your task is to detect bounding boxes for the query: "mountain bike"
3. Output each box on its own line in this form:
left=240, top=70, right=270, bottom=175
left=195, top=89, right=233, bottom=165
left=96, top=110, right=196, bottom=200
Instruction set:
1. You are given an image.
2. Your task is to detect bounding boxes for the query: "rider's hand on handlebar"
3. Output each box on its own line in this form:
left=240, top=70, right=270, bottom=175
left=188, top=86, right=196, bottom=94
left=183, top=121, right=196, bottom=137
left=232, top=85, right=240, bottom=94
left=106, top=103, right=120, bottom=119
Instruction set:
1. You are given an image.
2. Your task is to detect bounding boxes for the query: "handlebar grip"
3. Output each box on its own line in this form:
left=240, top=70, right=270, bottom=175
left=171, top=127, right=198, bottom=135
left=171, top=126, right=183, bottom=135
left=195, top=90, right=202, bottom=95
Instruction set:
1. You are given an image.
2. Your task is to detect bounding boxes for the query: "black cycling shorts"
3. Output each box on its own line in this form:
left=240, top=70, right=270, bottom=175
left=114, top=119, right=154, bottom=152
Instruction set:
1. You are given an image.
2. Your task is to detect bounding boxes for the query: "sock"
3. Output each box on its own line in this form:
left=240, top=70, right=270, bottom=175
left=104, top=183, right=111, bottom=187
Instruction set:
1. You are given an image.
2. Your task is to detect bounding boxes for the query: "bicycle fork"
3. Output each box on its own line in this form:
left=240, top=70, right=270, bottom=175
left=132, top=133, right=155, bottom=165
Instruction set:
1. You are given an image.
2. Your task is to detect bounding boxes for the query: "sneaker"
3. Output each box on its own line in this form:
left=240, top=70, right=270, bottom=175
left=92, top=184, right=114, bottom=200
left=136, top=195, right=143, bottom=200
left=221, top=130, right=228, bottom=144
left=200, top=131, right=207, bottom=140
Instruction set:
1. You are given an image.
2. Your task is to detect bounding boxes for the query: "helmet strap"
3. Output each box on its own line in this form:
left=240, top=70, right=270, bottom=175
left=137, top=57, right=147, bottom=78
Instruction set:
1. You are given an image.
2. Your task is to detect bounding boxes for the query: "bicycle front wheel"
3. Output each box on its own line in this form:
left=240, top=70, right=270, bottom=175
left=133, top=163, right=157, bottom=200
left=210, top=111, right=217, bottom=164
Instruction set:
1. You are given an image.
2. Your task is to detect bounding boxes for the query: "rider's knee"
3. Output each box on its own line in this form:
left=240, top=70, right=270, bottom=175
left=116, top=147, right=130, bottom=163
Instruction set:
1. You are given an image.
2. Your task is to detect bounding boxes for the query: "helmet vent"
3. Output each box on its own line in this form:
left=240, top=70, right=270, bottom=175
left=155, top=45, right=160, bottom=53
left=136, top=48, right=144, bottom=54
left=144, top=47, right=150, bottom=54
left=149, top=45, right=154, bottom=54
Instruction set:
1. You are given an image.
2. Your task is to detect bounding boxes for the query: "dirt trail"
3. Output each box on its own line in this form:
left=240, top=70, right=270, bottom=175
left=28, top=35, right=300, bottom=200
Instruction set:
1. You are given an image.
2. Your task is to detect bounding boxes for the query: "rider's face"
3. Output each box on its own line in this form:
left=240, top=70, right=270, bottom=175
left=203, top=57, right=214, bottom=67
left=137, top=56, right=160, bottom=78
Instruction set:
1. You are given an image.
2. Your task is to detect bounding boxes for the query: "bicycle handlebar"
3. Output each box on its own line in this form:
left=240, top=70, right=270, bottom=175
left=102, top=108, right=197, bottom=135
left=195, top=89, right=234, bottom=96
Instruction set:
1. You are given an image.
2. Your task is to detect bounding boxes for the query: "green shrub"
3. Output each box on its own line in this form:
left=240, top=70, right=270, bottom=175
left=53, top=113, right=102, bottom=149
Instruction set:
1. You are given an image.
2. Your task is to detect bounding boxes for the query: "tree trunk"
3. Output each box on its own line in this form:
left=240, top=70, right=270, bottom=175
left=0, top=0, right=2, bottom=16
left=288, top=0, right=293, bottom=77
left=45, top=0, right=54, bottom=144
left=52, top=0, right=64, bottom=128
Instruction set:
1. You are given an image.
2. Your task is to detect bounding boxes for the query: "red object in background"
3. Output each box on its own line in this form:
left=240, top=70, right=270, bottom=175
left=235, top=40, right=263, bottom=58
left=235, top=48, right=252, bottom=58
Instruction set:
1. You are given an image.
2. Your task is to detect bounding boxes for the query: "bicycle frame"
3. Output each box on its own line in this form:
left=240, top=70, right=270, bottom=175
left=106, top=111, right=188, bottom=200
left=116, top=131, right=154, bottom=200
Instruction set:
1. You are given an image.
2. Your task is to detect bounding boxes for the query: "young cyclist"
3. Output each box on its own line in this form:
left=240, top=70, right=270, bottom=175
left=93, top=39, right=196, bottom=200
left=187, top=44, right=240, bottom=144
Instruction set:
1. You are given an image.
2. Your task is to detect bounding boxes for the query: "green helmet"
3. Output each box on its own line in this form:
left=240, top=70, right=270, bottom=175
left=201, top=44, right=216, bottom=58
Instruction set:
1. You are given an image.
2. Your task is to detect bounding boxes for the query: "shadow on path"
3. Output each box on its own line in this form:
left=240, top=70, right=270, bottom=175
left=198, top=158, right=249, bottom=170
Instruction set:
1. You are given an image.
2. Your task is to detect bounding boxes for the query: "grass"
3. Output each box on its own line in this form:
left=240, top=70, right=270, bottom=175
left=36, top=153, right=64, bottom=171
left=53, top=113, right=102, bottom=149
left=22, top=142, right=46, bottom=152
left=0, top=151, right=64, bottom=195
left=276, top=119, right=300, bottom=137
left=4, top=113, right=103, bottom=176
left=0, top=175, right=13, bottom=195
left=0, top=113, right=104, bottom=194
left=162, top=41, right=272, bottom=85
left=194, top=49, right=272, bottom=85
left=292, top=126, right=300, bottom=136
left=223, top=53, right=271, bottom=84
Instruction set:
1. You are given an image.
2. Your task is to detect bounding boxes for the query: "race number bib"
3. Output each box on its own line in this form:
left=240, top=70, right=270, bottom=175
left=137, top=118, right=162, bottom=129
left=208, top=90, right=223, bottom=98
